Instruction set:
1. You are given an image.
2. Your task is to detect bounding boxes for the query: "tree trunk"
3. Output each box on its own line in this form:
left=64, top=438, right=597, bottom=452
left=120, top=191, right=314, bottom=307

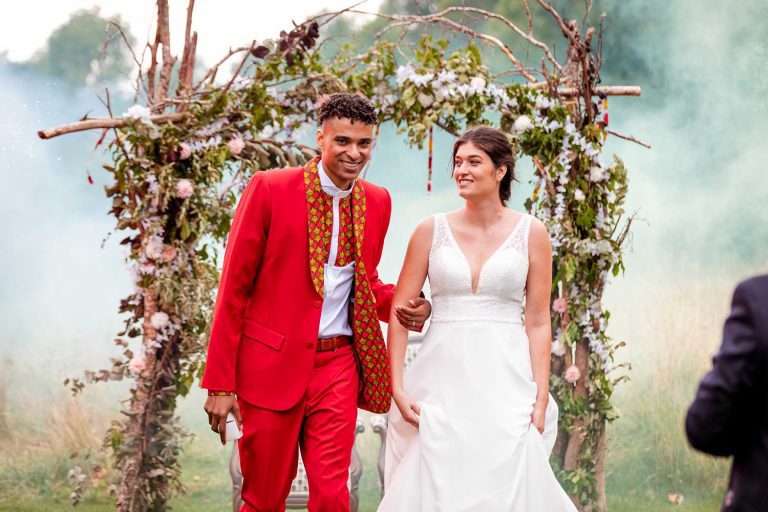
left=116, top=290, right=158, bottom=512
left=595, top=426, right=608, bottom=512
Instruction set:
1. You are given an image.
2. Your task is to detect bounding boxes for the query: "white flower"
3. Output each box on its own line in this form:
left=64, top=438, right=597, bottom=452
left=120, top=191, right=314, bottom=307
left=145, top=236, right=164, bottom=260
left=456, top=83, right=471, bottom=97
left=150, top=311, right=170, bottom=330
left=564, top=116, right=578, bottom=135
left=176, top=179, right=194, bottom=199
left=228, top=137, right=245, bottom=155
left=179, top=143, right=192, bottom=160
left=395, top=64, right=415, bottom=86
left=551, top=340, right=566, bottom=357
left=122, top=104, right=153, bottom=125
left=469, top=76, right=486, bottom=92
left=534, top=95, right=554, bottom=110
left=574, top=189, right=586, bottom=202
left=436, top=69, right=457, bottom=83
left=589, top=165, right=606, bottom=182
left=410, top=72, right=434, bottom=87
left=546, top=120, right=563, bottom=132
left=513, top=115, right=534, bottom=133
left=417, top=93, right=434, bottom=108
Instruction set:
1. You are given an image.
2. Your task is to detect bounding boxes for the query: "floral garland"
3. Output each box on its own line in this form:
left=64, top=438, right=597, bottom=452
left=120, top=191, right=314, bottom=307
left=69, top=34, right=628, bottom=510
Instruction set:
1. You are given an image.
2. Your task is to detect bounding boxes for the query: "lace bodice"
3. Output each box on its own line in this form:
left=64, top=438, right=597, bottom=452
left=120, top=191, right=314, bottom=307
left=428, top=212, right=532, bottom=324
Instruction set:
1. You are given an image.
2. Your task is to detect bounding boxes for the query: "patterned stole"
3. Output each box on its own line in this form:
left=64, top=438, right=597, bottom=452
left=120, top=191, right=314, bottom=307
left=303, top=157, right=392, bottom=413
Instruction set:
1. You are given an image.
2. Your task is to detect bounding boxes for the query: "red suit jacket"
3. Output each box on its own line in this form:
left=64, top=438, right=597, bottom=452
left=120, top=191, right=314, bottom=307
left=201, top=167, right=394, bottom=411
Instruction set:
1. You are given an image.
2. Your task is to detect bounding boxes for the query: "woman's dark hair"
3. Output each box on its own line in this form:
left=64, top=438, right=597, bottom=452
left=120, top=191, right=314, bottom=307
left=318, top=93, right=378, bottom=126
left=452, top=126, right=516, bottom=205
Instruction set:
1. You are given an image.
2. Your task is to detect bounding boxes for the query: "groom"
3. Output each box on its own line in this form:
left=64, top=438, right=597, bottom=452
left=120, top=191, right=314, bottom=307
left=202, top=93, right=430, bottom=512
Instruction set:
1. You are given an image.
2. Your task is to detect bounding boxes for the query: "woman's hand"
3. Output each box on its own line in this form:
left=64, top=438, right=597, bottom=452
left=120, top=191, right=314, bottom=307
left=530, top=401, right=547, bottom=434
left=393, top=388, right=421, bottom=428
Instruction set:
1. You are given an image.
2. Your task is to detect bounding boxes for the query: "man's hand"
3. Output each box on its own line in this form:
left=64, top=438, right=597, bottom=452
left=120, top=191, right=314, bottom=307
left=204, top=395, right=242, bottom=445
left=395, top=296, right=432, bottom=332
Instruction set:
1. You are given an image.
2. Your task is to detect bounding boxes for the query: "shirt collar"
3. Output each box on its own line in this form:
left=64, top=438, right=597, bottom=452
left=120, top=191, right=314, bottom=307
left=318, top=161, right=354, bottom=199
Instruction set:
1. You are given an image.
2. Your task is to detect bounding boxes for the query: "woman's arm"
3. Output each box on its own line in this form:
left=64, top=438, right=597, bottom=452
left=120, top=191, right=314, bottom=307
left=388, top=217, right=433, bottom=427
left=525, top=217, right=554, bottom=432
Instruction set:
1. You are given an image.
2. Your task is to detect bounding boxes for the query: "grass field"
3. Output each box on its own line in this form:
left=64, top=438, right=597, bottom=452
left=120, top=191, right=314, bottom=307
left=0, top=271, right=740, bottom=511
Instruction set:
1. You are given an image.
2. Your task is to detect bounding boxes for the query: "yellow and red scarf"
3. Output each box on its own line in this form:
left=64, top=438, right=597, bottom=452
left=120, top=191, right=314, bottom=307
left=304, top=157, right=391, bottom=413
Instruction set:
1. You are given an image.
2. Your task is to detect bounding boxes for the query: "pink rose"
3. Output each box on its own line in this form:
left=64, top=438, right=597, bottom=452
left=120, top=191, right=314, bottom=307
left=160, top=246, right=177, bottom=263
left=564, top=364, right=581, bottom=384
left=128, top=355, right=146, bottom=374
left=228, top=137, right=245, bottom=155
left=552, top=297, right=568, bottom=314
left=176, top=179, right=194, bottom=199
left=179, top=143, right=192, bottom=160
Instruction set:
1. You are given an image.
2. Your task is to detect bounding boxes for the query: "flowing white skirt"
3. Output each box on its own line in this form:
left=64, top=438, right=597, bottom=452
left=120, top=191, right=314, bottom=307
left=379, top=321, right=577, bottom=512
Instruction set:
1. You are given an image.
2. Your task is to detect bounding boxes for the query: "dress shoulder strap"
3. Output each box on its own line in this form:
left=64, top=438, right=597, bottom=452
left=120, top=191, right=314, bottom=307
left=506, top=213, right=534, bottom=257
left=430, top=213, right=452, bottom=253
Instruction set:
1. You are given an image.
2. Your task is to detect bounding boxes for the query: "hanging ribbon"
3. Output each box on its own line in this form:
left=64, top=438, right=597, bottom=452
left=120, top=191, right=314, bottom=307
left=427, top=125, right=433, bottom=193
left=84, top=128, right=110, bottom=185
left=596, top=91, right=609, bottom=141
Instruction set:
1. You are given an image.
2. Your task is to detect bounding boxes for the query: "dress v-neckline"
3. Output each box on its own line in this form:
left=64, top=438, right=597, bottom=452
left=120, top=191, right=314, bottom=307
left=441, top=213, right=526, bottom=295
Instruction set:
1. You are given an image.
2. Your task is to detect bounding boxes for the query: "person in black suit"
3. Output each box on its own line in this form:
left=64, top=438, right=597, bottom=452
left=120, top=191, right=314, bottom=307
left=685, top=274, right=768, bottom=512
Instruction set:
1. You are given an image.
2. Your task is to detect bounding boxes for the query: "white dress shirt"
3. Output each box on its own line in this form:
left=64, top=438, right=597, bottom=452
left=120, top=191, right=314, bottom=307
left=317, top=162, right=355, bottom=338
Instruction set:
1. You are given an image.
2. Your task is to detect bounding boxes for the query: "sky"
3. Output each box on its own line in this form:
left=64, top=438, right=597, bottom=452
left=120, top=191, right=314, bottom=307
left=0, top=0, right=384, bottom=66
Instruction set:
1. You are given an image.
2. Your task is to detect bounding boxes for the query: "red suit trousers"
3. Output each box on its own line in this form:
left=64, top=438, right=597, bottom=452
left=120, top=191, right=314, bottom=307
left=238, top=344, right=359, bottom=512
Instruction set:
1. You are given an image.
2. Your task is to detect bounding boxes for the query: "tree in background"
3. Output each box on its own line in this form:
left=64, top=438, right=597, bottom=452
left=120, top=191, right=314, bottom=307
left=23, top=7, right=132, bottom=88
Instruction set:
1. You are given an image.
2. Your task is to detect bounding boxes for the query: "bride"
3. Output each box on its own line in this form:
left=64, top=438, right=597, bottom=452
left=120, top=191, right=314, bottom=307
left=379, top=126, right=577, bottom=511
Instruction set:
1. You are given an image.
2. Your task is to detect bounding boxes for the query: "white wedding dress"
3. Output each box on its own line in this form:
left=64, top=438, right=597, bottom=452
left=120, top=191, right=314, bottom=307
left=378, top=213, right=577, bottom=512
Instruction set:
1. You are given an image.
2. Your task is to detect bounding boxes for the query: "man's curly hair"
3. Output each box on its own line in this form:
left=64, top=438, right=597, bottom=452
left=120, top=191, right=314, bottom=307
left=317, top=93, right=378, bottom=126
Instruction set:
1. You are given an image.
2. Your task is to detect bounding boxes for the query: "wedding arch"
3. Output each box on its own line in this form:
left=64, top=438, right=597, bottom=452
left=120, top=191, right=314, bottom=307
left=39, top=2, right=643, bottom=511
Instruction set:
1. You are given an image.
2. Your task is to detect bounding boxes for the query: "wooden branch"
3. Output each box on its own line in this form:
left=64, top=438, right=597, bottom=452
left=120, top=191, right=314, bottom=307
left=38, top=113, right=186, bottom=140
left=154, top=0, right=177, bottom=105
left=606, top=129, right=650, bottom=148
left=221, top=40, right=256, bottom=95
left=348, top=9, right=538, bottom=82
left=193, top=46, right=252, bottom=90
left=535, top=0, right=578, bottom=45
left=108, top=21, right=149, bottom=97
left=177, top=0, right=196, bottom=101
left=522, top=0, right=534, bottom=35
left=433, top=6, right=563, bottom=74
left=529, top=84, right=641, bottom=97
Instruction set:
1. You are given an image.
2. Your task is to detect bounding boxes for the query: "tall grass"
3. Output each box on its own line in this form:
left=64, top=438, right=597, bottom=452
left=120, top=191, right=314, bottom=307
left=0, top=383, right=110, bottom=506
left=604, top=269, right=743, bottom=508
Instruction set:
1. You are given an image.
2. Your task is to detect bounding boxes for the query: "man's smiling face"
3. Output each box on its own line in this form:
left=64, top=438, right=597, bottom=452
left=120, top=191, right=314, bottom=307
left=316, top=117, right=373, bottom=190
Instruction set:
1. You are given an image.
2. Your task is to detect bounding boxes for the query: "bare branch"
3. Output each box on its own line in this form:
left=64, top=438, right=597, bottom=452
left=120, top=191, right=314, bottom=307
left=431, top=6, right=563, bottom=75
left=348, top=9, right=538, bottom=82
left=192, top=46, right=252, bottom=90
left=535, top=0, right=577, bottom=44
left=177, top=0, right=196, bottom=101
left=108, top=21, right=149, bottom=97
left=605, top=129, right=651, bottom=148
left=221, top=41, right=256, bottom=95
left=522, top=0, right=534, bottom=35
left=154, top=0, right=177, bottom=106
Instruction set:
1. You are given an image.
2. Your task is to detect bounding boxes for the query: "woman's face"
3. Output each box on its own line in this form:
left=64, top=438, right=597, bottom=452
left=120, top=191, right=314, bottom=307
left=452, top=141, right=504, bottom=202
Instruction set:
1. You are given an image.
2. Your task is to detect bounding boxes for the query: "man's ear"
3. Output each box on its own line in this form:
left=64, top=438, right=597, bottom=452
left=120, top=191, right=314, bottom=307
left=316, top=128, right=324, bottom=148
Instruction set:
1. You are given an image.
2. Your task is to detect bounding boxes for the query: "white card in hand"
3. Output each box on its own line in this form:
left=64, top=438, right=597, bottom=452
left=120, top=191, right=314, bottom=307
left=225, top=412, right=243, bottom=442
